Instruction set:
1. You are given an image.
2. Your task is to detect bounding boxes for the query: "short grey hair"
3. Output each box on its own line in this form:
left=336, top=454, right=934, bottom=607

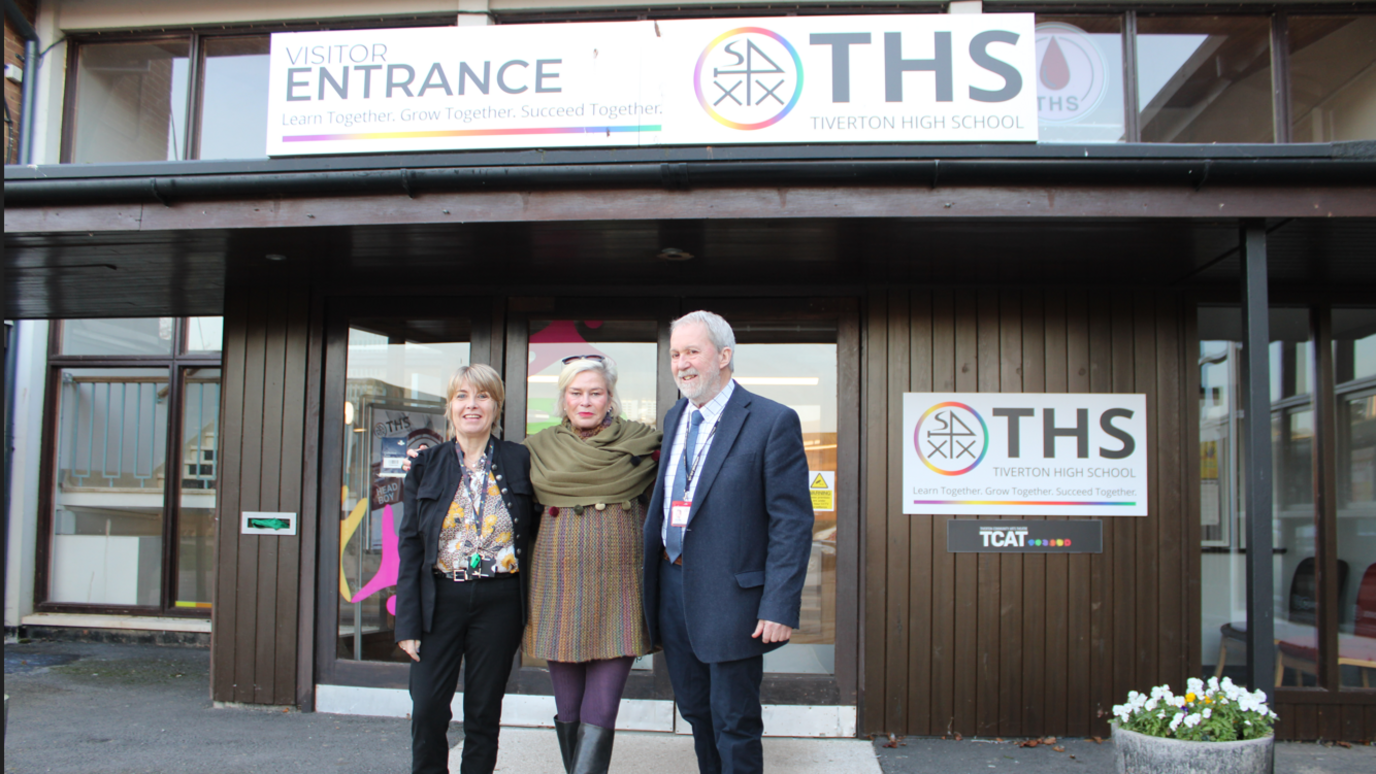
left=554, top=357, right=622, bottom=422
left=672, top=310, right=736, bottom=371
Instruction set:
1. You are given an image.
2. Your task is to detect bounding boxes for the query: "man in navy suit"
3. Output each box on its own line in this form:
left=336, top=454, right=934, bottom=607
left=642, top=310, right=813, bottom=774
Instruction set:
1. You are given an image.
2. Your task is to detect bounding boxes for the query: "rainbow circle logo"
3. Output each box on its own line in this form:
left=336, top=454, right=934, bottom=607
left=693, top=27, right=803, bottom=131
left=914, top=402, right=989, bottom=476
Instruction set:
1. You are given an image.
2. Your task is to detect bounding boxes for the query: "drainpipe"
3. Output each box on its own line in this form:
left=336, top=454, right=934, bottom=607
left=3, top=321, right=15, bottom=633
left=4, top=0, right=40, bottom=165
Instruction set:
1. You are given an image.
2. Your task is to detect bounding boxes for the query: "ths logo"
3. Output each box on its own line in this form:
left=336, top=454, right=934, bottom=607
left=694, top=27, right=803, bottom=130
left=1035, top=22, right=1108, bottom=125
left=915, top=401, right=989, bottom=476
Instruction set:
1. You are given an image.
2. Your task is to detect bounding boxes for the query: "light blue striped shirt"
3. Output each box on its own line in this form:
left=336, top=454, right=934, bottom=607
left=661, top=378, right=736, bottom=544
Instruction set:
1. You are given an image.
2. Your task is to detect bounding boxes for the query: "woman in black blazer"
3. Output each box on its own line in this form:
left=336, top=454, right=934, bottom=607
left=395, top=363, right=539, bottom=774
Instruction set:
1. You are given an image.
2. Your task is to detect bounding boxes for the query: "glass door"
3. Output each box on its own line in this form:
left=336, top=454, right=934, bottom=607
left=502, top=298, right=676, bottom=698
left=318, top=298, right=495, bottom=684
left=685, top=298, right=860, bottom=705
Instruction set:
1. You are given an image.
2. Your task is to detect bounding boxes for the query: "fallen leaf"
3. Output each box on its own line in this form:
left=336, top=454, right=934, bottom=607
left=1090, top=736, right=1104, bottom=744
left=1336, top=741, right=1352, bottom=749
left=1043, top=736, right=1058, bottom=744
left=1019, top=740, right=1040, bottom=748
left=1070, top=755, right=1076, bottom=759
left=1053, top=746, right=1066, bottom=753
left=882, top=733, right=905, bottom=749
left=995, top=738, right=1004, bottom=742
left=954, top=733, right=964, bottom=741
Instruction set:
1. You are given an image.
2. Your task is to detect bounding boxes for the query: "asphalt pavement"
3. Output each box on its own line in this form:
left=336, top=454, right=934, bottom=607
left=5, top=638, right=1376, bottom=773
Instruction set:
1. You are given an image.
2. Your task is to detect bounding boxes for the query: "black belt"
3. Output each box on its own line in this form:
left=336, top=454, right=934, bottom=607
left=433, top=568, right=519, bottom=582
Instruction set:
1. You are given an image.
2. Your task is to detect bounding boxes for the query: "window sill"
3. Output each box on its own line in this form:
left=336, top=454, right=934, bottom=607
left=21, top=612, right=211, bottom=634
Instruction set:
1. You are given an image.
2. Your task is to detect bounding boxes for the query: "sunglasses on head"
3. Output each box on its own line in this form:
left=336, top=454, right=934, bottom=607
left=561, top=354, right=607, bottom=364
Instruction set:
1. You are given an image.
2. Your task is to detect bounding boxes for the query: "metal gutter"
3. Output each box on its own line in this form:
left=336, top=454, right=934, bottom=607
left=5, top=150, right=1375, bottom=207
left=4, top=0, right=39, bottom=165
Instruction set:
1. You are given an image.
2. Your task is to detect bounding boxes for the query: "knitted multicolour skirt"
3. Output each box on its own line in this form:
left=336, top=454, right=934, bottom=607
left=523, top=499, right=653, bottom=662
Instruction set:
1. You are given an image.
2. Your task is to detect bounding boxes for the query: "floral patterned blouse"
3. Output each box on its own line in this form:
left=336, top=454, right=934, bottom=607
left=435, top=443, right=518, bottom=576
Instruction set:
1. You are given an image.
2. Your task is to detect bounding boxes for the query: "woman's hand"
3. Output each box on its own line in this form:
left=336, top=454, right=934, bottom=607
left=401, top=445, right=428, bottom=473
left=399, top=639, right=421, bottom=661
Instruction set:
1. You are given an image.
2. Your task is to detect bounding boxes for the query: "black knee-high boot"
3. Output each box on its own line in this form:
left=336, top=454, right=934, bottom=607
left=554, top=717, right=581, bottom=773
left=570, top=723, right=614, bottom=774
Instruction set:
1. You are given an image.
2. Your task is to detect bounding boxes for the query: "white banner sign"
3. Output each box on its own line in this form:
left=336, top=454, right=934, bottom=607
left=902, top=393, right=1148, bottom=516
left=266, top=15, right=1037, bottom=155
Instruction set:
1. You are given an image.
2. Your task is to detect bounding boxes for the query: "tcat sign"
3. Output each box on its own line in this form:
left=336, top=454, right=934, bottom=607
left=902, top=393, right=1148, bottom=516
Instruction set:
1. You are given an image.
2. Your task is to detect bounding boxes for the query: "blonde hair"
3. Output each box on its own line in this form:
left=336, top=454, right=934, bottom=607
left=554, top=358, right=621, bottom=423
left=445, top=363, right=505, bottom=438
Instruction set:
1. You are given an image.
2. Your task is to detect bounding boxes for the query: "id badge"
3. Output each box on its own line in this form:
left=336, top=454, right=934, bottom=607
left=670, top=500, right=692, bottom=527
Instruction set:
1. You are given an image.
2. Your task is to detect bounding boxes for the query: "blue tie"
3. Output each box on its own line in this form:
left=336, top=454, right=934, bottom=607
left=666, top=409, right=703, bottom=562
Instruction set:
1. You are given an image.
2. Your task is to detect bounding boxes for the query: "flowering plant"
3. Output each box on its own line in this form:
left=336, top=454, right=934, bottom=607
left=1112, top=677, right=1276, bottom=742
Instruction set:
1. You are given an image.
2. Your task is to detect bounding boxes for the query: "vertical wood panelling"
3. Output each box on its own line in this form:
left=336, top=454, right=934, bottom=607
left=1156, top=294, right=1186, bottom=692
left=212, top=291, right=249, bottom=703
left=1109, top=293, right=1136, bottom=729
left=210, top=284, right=312, bottom=707
left=885, top=290, right=911, bottom=732
left=1065, top=290, right=1093, bottom=737
left=975, top=288, right=1001, bottom=736
left=1133, top=292, right=1160, bottom=696
left=235, top=291, right=268, bottom=703
left=953, top=288, right=979, bottom=735
left=277, top=289, right=310, bottom=704
left=1043, top=288, right=1071, bottom=736
left=907, top=289, right=934, bottom=735
left=296, top=291, right=326, bottom=709
left=860, top=289, right=889, bottom=731
left=997, top=289, right=1023, bottom=736
left=254, top=288, right=287, bottom=704
left=930, top=289, right=958, bottom=735
left=1020, top=289, right=1047, bottom=736
left=1087, top=292, right=1114, bottom=735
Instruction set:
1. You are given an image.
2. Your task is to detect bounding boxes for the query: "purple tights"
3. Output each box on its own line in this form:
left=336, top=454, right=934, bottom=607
left=547, top=657, right=634, bottom=728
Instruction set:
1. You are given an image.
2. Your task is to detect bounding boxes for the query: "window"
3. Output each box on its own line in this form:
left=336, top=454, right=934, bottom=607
left=1289, top=16, right=1376, bottom=142
left=1035, top=15, right=1126, bottom=143
left=1137, top=16, right=1275, bottom=143
left=66, top=35, right=270, bottom=163
left=1333, top=309, right=1376, bottom=687
left=42, top=318, right=223, bottom=615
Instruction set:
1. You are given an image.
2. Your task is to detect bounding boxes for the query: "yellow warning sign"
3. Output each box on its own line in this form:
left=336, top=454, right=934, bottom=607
left=808, top=471, right=835, bottom=512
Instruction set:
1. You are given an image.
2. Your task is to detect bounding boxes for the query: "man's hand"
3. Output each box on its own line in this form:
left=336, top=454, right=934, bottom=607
left=399, top=639, right=421, bottom=661
left=751, top=620, right=793, bottom=644
left=401, top=445, right=428, bottom=473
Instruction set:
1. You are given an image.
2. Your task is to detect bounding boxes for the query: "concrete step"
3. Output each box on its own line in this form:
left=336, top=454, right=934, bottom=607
left=454, top=727, right=884, bottom=773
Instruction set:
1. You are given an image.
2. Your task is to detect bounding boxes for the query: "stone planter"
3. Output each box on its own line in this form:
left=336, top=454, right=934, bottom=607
left=1113, top=723, right=1274, bottom=774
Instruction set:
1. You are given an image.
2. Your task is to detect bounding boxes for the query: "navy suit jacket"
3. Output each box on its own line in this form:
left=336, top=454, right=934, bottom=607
left=641, top=383, right=814, bottom=663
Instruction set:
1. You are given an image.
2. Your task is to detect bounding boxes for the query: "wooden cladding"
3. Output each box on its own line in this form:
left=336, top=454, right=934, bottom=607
left=861, top=287, right=1197, bottom=738
left=212, top=285, right=315, bottom=705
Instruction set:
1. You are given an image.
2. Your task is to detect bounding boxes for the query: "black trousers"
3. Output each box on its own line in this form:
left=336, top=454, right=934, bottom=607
left=409, top=573, right=523, bottom=774
left=658, top=558, right=765, bottom=774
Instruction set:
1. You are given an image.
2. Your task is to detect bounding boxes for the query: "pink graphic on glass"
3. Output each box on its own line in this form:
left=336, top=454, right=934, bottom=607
left=352, top=503, right=400, bottom=616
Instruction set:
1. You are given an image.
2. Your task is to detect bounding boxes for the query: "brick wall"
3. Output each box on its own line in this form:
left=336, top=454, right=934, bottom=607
left=3, top=0, right=36, bottom=164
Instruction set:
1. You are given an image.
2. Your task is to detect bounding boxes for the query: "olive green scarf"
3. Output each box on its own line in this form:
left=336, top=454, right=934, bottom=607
left=525, top=417, right=663, bottom=506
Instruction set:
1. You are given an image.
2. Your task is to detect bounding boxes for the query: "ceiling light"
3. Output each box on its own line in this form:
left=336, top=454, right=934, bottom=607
left=656, top=247, right=694, bottom=261
left=265, top=253, right=287, bottom=262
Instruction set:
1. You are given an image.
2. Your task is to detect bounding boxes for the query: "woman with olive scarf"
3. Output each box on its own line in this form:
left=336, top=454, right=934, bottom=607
left=523, top=356, right=662, bottom=774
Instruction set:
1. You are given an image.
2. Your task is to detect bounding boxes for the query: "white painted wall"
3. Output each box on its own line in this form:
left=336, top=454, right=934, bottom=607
left=5, top=321, right=50, bottom=628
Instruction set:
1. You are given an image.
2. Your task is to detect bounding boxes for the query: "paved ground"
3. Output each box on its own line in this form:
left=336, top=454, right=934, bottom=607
left=5, top=638, right=1376, bottom=773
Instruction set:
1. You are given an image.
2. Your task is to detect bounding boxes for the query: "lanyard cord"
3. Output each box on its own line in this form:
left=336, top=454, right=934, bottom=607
left=456, top=438, right=494, bottom=529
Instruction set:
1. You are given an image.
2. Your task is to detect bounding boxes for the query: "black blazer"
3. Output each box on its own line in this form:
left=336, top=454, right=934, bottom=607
left=394, top=438, right=539, bottom=642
